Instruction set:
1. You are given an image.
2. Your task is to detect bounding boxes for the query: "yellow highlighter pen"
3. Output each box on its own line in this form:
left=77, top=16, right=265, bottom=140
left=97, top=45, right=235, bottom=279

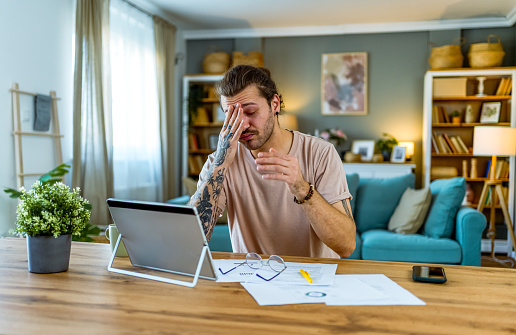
left=300, top=269, right=313, bottom=283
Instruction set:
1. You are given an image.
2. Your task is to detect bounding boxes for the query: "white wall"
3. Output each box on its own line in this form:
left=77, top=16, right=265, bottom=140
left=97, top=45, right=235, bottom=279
left=0, top=0, right=75, bottom=237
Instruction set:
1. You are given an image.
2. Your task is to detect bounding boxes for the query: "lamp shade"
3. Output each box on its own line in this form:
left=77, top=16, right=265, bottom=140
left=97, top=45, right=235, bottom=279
left=398, top=141, right=414, bottom=157
left=280, top=114, right=298, bottom=131
left=473, top=126, right=516, bottom=156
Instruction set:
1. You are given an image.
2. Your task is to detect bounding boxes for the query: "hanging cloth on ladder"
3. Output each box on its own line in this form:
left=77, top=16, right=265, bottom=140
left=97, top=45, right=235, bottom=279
left=34, top=94, right=52, bottom=131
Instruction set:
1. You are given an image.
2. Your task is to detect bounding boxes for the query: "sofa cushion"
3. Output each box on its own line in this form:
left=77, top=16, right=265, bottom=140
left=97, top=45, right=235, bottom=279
left=354, top=174, right=415, bottom=233
left=345, top=173, right=360, bottom=214
left=361, top=229, right=461, bottom=264
left=424, top=177, right=466, bottom=239
left=388, top=187, right=432, bottom=234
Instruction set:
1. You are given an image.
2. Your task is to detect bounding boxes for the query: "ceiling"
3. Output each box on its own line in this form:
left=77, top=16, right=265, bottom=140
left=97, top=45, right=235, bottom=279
left=137, top=0, right=516, bottom=39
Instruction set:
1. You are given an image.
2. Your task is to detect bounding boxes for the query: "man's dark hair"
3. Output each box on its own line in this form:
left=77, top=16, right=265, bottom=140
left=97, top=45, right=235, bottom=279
left=215, top=65, right=285, bottom=113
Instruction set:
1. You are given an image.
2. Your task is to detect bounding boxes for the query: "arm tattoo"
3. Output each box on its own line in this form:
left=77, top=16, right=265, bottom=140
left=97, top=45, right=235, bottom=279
left=213, top=133, right=232, bottom=167
left=342, top=199, right=356, bottom=225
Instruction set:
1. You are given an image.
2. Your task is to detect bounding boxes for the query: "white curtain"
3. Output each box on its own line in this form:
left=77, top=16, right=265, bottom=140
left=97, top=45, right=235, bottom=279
left=109, top=0, right=162, bottom=201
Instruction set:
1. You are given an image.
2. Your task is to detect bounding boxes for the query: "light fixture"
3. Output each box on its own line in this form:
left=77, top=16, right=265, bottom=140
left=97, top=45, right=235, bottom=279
left=398, top=141, right=415, bottom=161
left=473, top=126, right=516, bottom=258
left=280, top=114, right=298, bottom=131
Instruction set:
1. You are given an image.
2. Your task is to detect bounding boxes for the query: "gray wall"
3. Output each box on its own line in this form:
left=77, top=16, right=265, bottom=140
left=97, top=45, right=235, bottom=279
left=186, top=26, right=516, bottom=187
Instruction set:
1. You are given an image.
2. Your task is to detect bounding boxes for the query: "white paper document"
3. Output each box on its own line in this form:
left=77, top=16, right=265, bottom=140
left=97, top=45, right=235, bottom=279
left=214, top=259, right=337, bottom=285
left=241, top=274, right=425, bottom=306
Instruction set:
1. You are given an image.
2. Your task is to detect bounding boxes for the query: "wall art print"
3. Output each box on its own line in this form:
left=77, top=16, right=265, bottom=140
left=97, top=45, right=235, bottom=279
left=321, top=52, right=367, bottom=115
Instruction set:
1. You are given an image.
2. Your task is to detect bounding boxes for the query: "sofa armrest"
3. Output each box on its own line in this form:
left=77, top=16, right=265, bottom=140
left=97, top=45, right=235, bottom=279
left=166, top=195, right=190, bottom=205
left=455, top=206, right=487, bottom=266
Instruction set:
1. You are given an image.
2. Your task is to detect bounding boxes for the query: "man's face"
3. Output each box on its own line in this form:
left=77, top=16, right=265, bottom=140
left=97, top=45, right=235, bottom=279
left=220, top=85, right=277, bottom=151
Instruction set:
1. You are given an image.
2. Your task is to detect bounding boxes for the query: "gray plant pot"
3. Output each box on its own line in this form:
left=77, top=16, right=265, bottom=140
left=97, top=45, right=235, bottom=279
left=27, top=234, right=72, bottom=274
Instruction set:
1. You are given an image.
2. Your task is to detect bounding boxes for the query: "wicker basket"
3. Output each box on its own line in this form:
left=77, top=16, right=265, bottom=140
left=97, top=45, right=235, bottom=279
left=468, top=35, right=505, bottom=68
left=232, top=51, right=264, bottom=67
left=202, top=52, right=230, bottom=74
left=428, top=39, right=464, bottom=69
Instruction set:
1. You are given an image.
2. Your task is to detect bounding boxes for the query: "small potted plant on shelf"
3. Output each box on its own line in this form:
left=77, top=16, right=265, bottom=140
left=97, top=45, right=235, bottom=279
left=11, top=181, right=91, bottom=273
left=451, top=110, right=461, bottom=124
left=376, top=133, right=398, bottom=161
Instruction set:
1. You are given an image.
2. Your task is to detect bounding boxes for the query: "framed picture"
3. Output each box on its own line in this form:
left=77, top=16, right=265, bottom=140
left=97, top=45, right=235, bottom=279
left=208, top=134, right=219, bottom=151
left=321, top=52, right=367, bottom=115
left=351, top=140, right=375, bottom=161
left=479, top=102, right=501, bottom=123
left=390, top=145, right=407, bottom=163
left=213, top=103, right=225, bottom=123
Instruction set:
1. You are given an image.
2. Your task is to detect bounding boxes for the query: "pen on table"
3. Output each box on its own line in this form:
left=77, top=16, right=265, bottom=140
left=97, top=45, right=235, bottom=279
left=300, top=269, right=312, bottom=283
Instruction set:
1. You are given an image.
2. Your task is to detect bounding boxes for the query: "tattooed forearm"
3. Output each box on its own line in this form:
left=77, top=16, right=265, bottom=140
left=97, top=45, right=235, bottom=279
left=342, top=199, right=356, bottom=224
left=213, top=133, right=232, bottom=167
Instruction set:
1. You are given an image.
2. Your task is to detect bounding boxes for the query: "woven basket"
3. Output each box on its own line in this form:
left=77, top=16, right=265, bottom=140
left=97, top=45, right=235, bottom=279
left=428, top=38, right=464, bottom=69
left=468, top=35, right=505, bottom=68
left=232, top=51, right=264, bottom=67
left=202, top=52, right=230, bottom=74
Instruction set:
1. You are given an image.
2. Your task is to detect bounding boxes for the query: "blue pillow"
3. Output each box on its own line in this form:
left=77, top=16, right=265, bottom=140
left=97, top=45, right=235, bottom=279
left=424, top=177, right=466, bottom=239
left=345, top=173, right=359, bottom=215
left=354, top=174, right=415, bottom=233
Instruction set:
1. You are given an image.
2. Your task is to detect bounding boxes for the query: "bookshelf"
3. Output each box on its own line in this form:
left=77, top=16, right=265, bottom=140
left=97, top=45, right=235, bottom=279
left=423, top=68, right=516, bottom=254
left=182, top=74, right=224, bottom=184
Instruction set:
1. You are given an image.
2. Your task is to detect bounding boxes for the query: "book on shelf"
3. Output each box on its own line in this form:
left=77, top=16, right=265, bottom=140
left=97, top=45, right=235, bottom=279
left=432, top=106, right=449, bottom=123
left=450, top=137, right=465, bottom=154
left=485, top=160, right=491, bottom=178
left=495, top=77, right=513, bottom=96
left=443, top=133, right=458, bottom=153
left=431, top=135, right=440, bottom=154
left=437, top=135, right=451, bottom=153
left=455, top=136, right=469, bottom=154
left=188, top=133, right=199, bottom=150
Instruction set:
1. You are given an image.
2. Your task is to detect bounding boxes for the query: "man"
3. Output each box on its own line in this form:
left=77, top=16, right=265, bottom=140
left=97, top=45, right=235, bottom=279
left=189, top=65, right=355, bottom=258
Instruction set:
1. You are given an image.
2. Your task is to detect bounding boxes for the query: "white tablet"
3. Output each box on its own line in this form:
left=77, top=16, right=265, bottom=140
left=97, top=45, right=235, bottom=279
left=106, top=198, right=217, bottom=287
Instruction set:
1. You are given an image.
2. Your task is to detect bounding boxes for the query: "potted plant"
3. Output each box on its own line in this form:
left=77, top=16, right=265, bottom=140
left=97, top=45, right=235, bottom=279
left=376, top=133, right=398, bottom=161
left=451, top=110, right=461, bottom=124
left=11, top=181, right=91, bottom=273
left=320, top=128, right=348, bottom=147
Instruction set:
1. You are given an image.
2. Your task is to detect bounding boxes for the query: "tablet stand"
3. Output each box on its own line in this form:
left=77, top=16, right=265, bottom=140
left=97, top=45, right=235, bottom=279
left=107, top=234, right=209, bottom=287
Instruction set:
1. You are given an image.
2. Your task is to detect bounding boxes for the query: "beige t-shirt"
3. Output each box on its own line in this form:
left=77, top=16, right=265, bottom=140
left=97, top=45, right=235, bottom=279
left=198, top=131, right=351, bottom=258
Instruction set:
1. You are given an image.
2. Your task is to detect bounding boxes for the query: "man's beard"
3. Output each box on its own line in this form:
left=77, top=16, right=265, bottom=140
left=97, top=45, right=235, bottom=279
left=241, top=108, right=276, bottom=151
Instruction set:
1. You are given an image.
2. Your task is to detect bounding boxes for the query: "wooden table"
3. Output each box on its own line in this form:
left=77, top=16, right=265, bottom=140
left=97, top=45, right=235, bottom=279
left=1, top=238, right=516, bottom=334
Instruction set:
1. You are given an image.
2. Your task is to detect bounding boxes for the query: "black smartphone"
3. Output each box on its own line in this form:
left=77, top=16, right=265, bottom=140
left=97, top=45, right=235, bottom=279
left=412, top=266, right=447, bottom=284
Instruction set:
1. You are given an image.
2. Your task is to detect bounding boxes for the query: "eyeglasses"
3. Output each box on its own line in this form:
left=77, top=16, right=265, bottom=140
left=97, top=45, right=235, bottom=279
left=218, top=252, right=287, bottom=281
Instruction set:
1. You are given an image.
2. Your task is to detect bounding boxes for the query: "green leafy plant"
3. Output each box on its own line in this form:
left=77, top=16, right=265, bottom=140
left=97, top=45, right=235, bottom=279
left=187, top=84, right=205, bottom=125
left=4, top=163, right=95, bottom=241
left=451, top=110, right=460, bottom=117
left=376, top=133, right=398, bottom=154
left=11, top=181, right=91, bottom=238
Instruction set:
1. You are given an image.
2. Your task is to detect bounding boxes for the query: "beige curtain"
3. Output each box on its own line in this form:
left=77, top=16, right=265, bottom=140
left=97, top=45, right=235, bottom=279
left=72, top=0, right=114, bottom=226
left=153, top=16, right=177, bottom=200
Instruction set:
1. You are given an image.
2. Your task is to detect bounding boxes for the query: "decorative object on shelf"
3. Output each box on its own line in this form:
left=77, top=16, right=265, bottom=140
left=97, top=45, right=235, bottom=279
left=479, top=102, right=501, bottom=123
left=451, top=110, right=461, bottom=124
left=473, top=126, right=516, bottom=258
left=475, top=76, right=487, bottom=96
left=398, top=141, right=414, bottom=161
left=351, top=140, right=375, bottom=162
left=344, top=152, right=362, bottom=163
left=470, top=158, right=478, bottom=179
left=376, top=133, right=398, bottom=161
left=202, top=52, right=230, bottom=74
left=428, top=38, right=465, bottom=70
left=462, top=160, right=468, bottom=178
left=11, top=181, right=91, bottom=273
left=371, top=153, right=384, bottom=163
left=321, top=52, right=367, bottom=115
left=468, top=35, right=505, bottom=68
left=465, top=104, right=476, bottom=123
left=320, top=128, right=347, bottom=148
left=390, top=145, right=406, bottom=163
left=232, top=51, right=264, bottom=67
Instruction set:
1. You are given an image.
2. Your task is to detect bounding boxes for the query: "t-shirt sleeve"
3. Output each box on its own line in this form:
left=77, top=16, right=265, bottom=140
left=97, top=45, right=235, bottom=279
left=194, top=153, right=227, bottom=216
left=313, top=144, right=352, bottom=205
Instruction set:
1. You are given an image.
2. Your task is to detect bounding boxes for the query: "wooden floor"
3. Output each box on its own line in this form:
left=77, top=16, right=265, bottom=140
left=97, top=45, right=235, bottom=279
left=481, top=254, right=516, bottom=268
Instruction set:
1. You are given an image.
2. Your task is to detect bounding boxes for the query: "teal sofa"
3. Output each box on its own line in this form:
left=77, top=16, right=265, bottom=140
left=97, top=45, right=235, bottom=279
left=168, top=174, right=486, bottom=266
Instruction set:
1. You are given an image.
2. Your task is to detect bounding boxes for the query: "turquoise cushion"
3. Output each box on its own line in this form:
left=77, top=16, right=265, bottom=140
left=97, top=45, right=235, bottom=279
left=208, top=224, right=233, bottom=252
left=165, top=195, right=190, bottom=205
left=424, top=177, right=466, bottom=239
left=361, top=229, right=461, bottom=264
left=345, top=173, right=359, bottom=214
left=354, top=174, right=415, bottom=233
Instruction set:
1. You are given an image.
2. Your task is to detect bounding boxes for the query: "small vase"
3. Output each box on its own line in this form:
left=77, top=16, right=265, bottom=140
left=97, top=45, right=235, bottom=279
left=27, top=234, right=72, bottom=273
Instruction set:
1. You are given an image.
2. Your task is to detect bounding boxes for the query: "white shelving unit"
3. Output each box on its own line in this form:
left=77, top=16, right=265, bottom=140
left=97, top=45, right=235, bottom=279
left=423, top=67, right=516, bottom=255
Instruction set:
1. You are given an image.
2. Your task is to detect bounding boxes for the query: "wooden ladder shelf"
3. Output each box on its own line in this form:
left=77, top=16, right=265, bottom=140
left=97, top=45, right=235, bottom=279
left=9, top=82, right=64, bottom=189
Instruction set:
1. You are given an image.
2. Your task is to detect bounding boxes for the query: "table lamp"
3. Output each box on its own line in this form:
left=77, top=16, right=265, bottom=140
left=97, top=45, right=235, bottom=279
left=398, top=141, right=414, bottom=161
left=280, top=114, right=298, bottom=131
left=473, top=126, right=516, bottom=258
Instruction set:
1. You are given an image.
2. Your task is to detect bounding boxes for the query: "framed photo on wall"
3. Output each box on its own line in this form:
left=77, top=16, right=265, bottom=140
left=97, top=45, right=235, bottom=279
left=351, top=140, right=375, bottom=161
left=479, top=102, right=501, bottom=123
left=390, top=145, right=407, bottom=163
left=321, top=52, right=367, bottom=115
